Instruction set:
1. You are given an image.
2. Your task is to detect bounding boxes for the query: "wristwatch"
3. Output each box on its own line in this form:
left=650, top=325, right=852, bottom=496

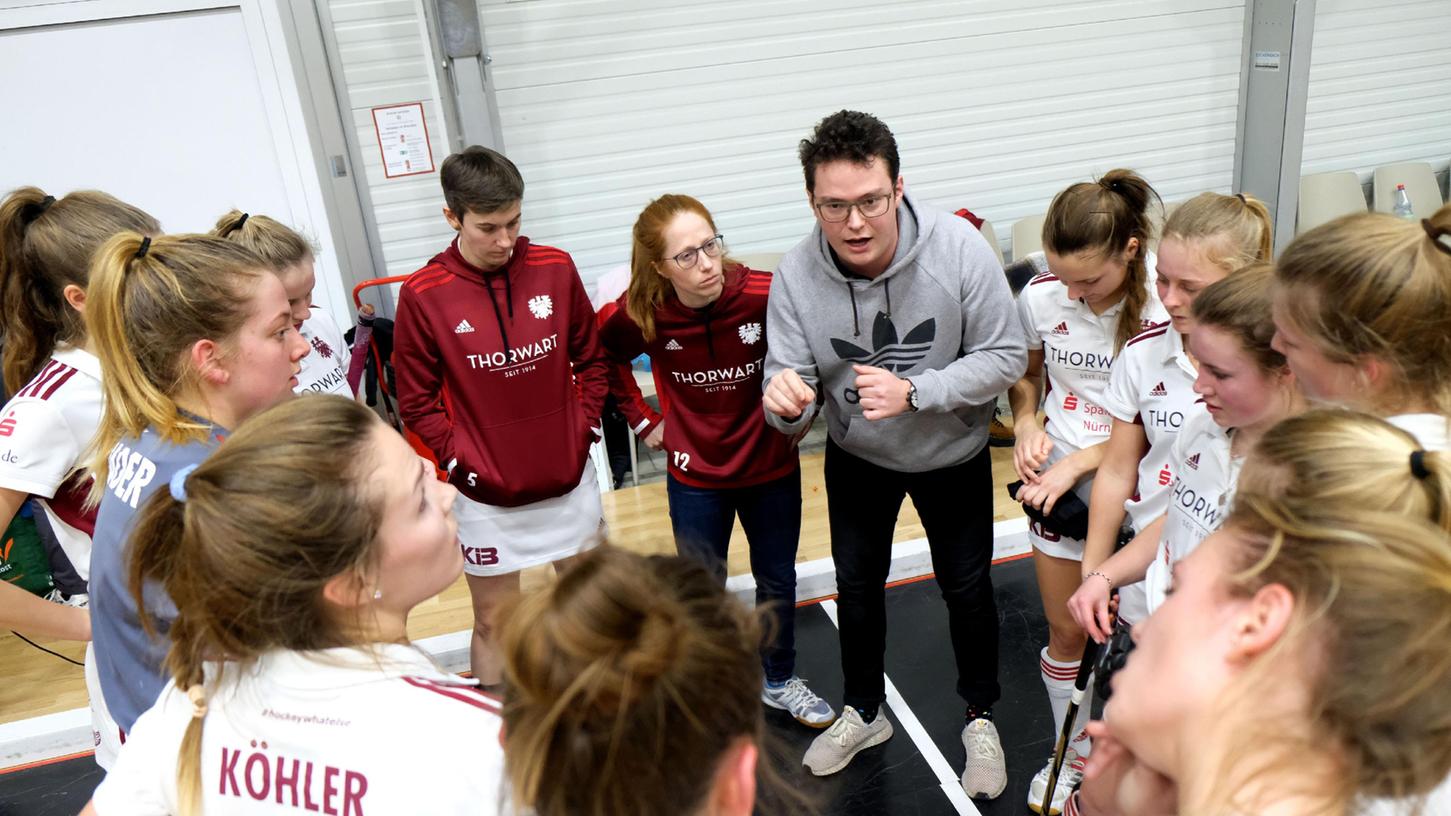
left=906, top=378, right=920, bottom=412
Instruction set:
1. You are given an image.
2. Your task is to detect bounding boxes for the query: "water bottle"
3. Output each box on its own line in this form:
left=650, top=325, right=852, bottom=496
left=1392, top=184, right=1414, bottom=220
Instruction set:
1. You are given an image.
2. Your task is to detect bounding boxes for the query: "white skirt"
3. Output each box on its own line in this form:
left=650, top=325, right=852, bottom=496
left=454, top=461, right=605, bottom=576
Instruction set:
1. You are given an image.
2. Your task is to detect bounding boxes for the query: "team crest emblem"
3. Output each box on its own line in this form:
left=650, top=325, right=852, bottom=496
left=528, top=295, right=553, bottom=319
left=738, top=322, right=762, bottom=345
left=311, top=337, right=333, bottom=359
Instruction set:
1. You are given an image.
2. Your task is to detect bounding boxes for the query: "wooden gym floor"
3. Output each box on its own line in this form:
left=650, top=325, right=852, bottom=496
left=0, top=448, right=1024, bottom=727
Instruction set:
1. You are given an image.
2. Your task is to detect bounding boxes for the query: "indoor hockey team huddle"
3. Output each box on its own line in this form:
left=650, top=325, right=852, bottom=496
left=1, top=109, right=1449, bottom=816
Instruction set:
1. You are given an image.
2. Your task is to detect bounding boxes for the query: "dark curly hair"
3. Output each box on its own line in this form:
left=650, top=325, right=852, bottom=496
left=798, top=110, right=900, bottom=194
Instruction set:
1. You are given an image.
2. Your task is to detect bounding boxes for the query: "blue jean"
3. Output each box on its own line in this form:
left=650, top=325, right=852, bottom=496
left=666, top=469, right=802, bottom=683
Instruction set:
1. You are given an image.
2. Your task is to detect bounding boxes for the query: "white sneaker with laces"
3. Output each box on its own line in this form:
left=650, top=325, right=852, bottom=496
left=960, top=718, right=1007, bottom=799
left=1028, top=747, right=1086, bottom=815
left=761, top=676, right=836, bottom=727
left=802, top=705, right=893, bottom=776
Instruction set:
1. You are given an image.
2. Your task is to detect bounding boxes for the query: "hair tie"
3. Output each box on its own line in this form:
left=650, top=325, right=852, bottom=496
left=186, top=684, right=208, bottom=719
left=225, top=213, right=250, bottom=236
left=19, top=195, right=55, bottom=227
left=1421, top=219, right=1451, bottom=257
left=135, top=236, right=152, bottom=260
left=1410, top=450, right=1431, bottom=480
left=169, top=463, right=199, bottom=501
left=1234, top=192, right=1247, bottom=204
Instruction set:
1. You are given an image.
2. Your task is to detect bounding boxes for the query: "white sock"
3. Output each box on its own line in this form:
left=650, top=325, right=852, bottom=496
left=1040, top=647, right=1094, bottom=758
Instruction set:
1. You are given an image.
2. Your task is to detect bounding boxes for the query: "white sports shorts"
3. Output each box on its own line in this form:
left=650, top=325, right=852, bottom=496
left=455, top=461, right=604, bottom=576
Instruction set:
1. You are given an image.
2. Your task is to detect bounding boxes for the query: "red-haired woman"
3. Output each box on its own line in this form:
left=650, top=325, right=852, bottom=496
left=599, top=194, right=833, bottom=729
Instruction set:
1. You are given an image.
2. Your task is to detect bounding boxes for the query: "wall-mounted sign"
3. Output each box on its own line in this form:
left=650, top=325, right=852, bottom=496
left=371, top=102, right=436, bottom=178
left=1253, top=50, right=1282, bottom=71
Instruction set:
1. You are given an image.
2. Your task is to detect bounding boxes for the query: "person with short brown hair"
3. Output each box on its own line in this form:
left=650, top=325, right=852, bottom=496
left=392, top=145, right=609, bottom=687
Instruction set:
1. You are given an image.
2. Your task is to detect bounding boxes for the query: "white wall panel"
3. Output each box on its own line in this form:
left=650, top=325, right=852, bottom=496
left=1302, top=0, right=1451, bottom=184
left=479, top=0, right=1247, bottom=278
left=326, top=0, right=456, bottom=281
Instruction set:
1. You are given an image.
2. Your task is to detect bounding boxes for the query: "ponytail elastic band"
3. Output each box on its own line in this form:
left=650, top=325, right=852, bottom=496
left=225, top=213, right=250, bottom=236
left=19, top=195, right=55, bottom=227
left=170, top=464, right=199, bottom=501
left=1422, top=219, right=1451, bottom=257
left=1234, top=192, right=1247, bottom=204
left=135, top=236, right=152, bottom=260
left=185, top=685, right=208, bottom=719
left=1410, top=450, right=1430, bottom=480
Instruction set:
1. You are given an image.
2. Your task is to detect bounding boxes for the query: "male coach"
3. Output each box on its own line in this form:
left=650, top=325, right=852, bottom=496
left=762, top=110, right=1026, bottom=798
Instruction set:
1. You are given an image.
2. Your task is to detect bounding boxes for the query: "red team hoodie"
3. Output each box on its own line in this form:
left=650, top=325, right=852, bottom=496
left=394, top=237, right=608, bottom=507
left=599, top=265, right=798, bottom=488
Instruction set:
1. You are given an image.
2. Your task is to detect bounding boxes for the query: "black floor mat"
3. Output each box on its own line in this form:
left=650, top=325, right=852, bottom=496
left=0, top=558, right=1055, bottom=816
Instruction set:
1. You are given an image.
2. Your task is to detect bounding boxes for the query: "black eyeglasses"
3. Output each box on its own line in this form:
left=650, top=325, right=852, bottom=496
left=814, top=192, right=894, bottom=223
left=667, top=235, right=725, bottom=269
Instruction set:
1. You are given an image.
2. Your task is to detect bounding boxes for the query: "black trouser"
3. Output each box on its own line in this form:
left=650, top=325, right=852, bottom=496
left=825, top=437, right=1000, bottom=712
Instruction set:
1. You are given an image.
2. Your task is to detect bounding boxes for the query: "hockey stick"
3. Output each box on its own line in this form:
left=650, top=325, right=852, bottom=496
left=1040, top=637, right=1101, bottom=814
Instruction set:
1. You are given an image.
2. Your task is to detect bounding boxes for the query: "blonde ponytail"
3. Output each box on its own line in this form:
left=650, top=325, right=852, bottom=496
left=84, top=232, right=267, bottom=502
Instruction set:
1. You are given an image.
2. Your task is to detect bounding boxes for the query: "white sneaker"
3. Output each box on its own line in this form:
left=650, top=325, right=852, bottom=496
left=960, top=718, right=1007, bottom=799
left=761, top=676, right=837, bottom=728
left=1028, top=747, right=1086, bottom=815
left=802, top=705, right=893, bottom=776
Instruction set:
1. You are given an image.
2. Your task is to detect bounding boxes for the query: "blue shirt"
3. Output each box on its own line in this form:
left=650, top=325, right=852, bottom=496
left=89, top=423, right=227, bottom=731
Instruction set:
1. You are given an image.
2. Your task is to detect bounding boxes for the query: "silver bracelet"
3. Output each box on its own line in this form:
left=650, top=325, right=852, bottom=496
left=1085, top=571, right=1113, bottom=589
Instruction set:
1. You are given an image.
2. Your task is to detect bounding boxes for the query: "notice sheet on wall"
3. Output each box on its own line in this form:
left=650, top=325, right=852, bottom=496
left=371, top=102, right=435, bottom=179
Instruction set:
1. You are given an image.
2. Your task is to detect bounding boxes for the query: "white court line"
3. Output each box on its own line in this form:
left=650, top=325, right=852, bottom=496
left=819, top=599, right=980, bottom=816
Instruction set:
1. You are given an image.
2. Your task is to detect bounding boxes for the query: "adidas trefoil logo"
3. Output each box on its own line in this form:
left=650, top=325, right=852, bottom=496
left=1051, top=321, right=1070, bottom=336
left=455, top=319, right=475, bottom=334
left=665, top=338, right=683, bottom=351
left=1149, top=381, right=1167, bottom=397
left=831, top=311, right=935, bottom=374
left=738, top=322, right=762, bottom=345
left=1186, top=452, right=1201, bottom=470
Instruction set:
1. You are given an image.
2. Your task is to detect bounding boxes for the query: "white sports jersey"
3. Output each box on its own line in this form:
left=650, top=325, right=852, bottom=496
left=1145, top=409, right=1239, bottom=613
left=0, top=345, right=102, bottom=580
left=1017, top=252, right=1168, bottom=454
left=295, top=310, right=352, bottom=397
left=1387, top=413, right=1450, bottom=452
left=1100, top=323, right=1206, bottom=532
left=92, top=644, right=508, bottom=816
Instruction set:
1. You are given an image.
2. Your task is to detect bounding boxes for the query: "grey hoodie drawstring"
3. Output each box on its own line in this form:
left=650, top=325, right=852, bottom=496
left=845, top=277, right=890, bottom=336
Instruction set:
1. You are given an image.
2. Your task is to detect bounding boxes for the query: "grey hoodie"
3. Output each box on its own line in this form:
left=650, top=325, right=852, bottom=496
left=763, top=193, right=1027, bottom=472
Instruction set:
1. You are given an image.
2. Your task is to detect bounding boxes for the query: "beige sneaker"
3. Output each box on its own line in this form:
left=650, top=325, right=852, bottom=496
left=802, top=705, right=893, bottom=776
left=961, top=718, right=1008, bottom=799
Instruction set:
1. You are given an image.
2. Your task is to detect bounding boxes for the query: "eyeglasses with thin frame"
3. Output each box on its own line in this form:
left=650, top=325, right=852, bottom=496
left=666, top=234, right=726, bottom=269
left=814, top=192, right=895, bottom=223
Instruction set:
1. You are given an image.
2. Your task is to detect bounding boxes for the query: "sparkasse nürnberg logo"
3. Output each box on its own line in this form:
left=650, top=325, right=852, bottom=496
left=738, top=322, right=762, bottom=345
left=528, top=295, right=553, bottom=319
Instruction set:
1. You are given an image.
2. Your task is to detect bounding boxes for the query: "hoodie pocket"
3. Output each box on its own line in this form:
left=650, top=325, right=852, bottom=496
left=452, top=404, right=589, bottom=506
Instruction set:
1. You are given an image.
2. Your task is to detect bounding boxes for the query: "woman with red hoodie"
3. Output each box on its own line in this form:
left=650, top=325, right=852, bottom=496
left=393, top=146, right=609, bottom=686
left=600, top=194, right=834, bottom=728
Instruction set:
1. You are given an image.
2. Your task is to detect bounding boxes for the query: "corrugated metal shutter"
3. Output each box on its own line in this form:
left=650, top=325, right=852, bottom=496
left=478, top=0, right=1246, bottom=278
left=1301, top=0, right=1451, bottom=181
left=327, top=0, right=456, bottom=279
